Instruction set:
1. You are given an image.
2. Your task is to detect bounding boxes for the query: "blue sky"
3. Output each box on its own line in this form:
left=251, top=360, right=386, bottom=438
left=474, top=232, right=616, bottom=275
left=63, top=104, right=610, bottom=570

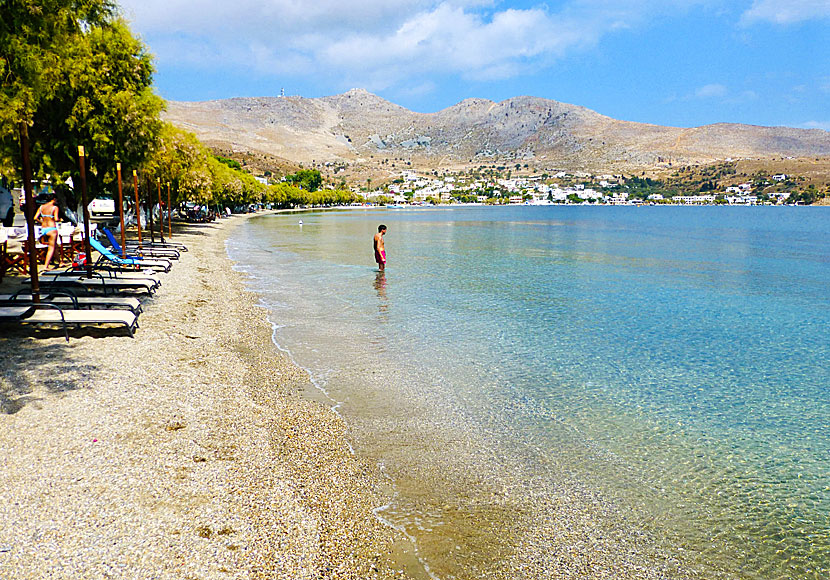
left=118, top=0, right=829, bottom=130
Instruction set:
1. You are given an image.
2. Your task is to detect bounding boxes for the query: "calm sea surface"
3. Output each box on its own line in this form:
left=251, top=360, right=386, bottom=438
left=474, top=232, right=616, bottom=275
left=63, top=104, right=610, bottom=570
left=227, top=206, right=829, bottom=579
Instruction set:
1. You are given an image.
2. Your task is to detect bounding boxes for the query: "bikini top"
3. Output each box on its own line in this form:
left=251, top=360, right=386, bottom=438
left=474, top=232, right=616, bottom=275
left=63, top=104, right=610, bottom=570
left=38, top=205, right=59, bottom=221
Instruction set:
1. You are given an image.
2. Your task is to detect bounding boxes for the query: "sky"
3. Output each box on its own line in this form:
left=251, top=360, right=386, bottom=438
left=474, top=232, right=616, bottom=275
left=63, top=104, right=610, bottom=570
left=117, top=0, right=830, bottom=130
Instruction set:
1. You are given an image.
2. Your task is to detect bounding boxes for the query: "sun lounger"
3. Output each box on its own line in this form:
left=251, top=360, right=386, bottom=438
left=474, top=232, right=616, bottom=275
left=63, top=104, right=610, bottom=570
left=102, top=228, right=180, bottom=260
left=122, top=237, right=188, bottom=252
left=33, top=271, right=158, bottom=295
left=0, top=292, right=143, bottom=315
left=89, top=238, right=172, bottom=272
left=0, top=303, right=138, bottom=340
left=39, top=267, right=162, bottom=286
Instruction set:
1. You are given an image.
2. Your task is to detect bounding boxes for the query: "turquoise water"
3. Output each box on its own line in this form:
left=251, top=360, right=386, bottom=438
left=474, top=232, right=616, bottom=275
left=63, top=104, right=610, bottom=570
left=227, top=206, right=830, bottom=578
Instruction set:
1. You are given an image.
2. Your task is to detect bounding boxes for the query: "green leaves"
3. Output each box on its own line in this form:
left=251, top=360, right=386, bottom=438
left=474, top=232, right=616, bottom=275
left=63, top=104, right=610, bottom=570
left=1, top=2, right=159, bottom=193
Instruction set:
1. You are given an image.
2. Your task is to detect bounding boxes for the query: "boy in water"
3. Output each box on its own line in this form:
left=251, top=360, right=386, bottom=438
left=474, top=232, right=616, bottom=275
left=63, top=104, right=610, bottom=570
left=373, top=224, right=387, bottom=271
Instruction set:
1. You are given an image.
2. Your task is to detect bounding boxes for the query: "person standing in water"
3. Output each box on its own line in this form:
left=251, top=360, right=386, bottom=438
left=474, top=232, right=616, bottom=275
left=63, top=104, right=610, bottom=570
left=373, top=224, right=387, bottom=271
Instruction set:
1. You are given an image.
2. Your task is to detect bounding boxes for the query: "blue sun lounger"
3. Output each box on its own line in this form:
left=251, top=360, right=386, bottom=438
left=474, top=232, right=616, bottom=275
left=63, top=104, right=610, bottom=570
left=89, top=237, right=172, bottom=272
left=102, top=228, right=180, bottom=260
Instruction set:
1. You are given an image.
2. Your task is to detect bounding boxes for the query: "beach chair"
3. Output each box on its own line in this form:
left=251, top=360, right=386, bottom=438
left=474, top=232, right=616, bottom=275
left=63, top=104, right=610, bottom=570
left=2, top=227, right=30, bottom=274
left=34, top=271, right=159, bottom=296
left=120, top=231, right=188, bottom=252
left=39, top=266, right=162, bottom=286
left=102, top=228, right=180, bottom=260
left=0, top=303, right=138, bottom=340
left=89, top=237, right=172, bottom=273
left=0, top=227, right=6, bottom=281
left=0, top=291, right=143, bottom=315
left=57, top=223, right=77, bottom=264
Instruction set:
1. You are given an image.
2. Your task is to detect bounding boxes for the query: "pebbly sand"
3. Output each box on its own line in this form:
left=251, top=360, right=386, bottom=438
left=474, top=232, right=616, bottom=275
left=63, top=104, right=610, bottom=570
left=0, top=215, right=416, bottom=579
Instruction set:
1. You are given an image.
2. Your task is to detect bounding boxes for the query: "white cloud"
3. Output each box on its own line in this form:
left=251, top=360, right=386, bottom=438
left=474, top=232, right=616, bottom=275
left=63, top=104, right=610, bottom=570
left=319, top=4, right=594, bottom=84
left=801, top=120, right=830, bottom=131
left=118, top=0, right=721, bottom=96
left=685, top=84, right=759, bottom=104
left=695, top=83, right=728, bottom=98
left=741, top=0, right=830, bottom=24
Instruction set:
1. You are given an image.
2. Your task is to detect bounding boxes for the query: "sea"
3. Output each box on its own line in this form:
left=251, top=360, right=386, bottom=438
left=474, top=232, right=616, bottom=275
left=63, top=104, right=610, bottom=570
left=226, top=205, right=829, bottom=579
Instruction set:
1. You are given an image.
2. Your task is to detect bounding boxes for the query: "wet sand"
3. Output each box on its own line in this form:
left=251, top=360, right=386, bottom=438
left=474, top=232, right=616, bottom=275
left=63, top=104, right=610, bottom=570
left=0, top=215, right=414, bottom=579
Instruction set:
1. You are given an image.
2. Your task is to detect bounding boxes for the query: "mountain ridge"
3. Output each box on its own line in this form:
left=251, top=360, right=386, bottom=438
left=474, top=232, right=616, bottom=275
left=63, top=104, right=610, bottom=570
left=163, top=89, right=830, bottom=173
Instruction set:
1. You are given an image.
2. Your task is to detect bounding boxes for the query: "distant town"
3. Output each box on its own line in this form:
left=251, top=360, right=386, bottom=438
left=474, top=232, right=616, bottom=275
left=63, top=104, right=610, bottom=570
left=332, top=160, right=827, bottom=206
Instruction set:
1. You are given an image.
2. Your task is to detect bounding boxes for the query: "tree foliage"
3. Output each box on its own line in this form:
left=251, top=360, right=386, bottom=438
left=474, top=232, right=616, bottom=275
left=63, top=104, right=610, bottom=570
left=284, top=169, right=322, bottom=192
left=1, top=5, right=362, bottom=211
left=0, top=0, right=115, bottom=132
left=1, top=0, right=161, bottom=208
left=29, top=17, right=164, bottom=194
left=143, top=123, right=362, bottom=210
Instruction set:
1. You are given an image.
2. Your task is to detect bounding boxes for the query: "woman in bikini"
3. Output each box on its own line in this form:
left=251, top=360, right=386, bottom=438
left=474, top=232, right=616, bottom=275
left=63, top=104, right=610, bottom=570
left=34, top=194, right=60, bottom=270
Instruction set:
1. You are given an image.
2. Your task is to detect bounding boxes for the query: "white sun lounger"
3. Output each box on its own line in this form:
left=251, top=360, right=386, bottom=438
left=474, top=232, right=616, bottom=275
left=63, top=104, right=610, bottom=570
left=38, top=268, right=161, bottom=286
left=33, top=273, right=159, bottom=295
left=0, top=304, right=139, bottom=340
left=0, top=293, right=143, bottom=315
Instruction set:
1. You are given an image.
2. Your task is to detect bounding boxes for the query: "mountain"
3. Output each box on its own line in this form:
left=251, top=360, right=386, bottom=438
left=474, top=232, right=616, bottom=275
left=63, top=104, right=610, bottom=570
left=163, top=89, right=830, bottom=172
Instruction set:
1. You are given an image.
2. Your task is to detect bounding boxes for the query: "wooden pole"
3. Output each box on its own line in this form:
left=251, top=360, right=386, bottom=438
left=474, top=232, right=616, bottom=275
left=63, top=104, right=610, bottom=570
left=157, top=181, right=164, bottom=242
left=116, top=162, right=126, bottom=258
left=132, top=170, right=142, bottom=246
left=77, top=146, right=93, bottom=279
left=167, top=182, right=172, bottom=238
left=19, top=123, right=39, bottom=302
left=147, top=174, right=155, bottom=245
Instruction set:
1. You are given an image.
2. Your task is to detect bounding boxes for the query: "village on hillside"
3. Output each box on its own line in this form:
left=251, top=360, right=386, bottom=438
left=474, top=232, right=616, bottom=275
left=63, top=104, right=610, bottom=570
left=331, top=159, right=829, bottom=206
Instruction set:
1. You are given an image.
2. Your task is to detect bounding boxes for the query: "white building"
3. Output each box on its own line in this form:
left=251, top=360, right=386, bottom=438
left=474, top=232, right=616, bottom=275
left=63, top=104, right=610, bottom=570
left=726, top=195, right=758, bottom=205
left=675, top=195, right=716, bottom=204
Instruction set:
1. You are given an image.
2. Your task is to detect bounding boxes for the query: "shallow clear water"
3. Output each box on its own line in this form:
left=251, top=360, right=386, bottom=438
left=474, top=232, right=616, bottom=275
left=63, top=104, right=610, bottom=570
left=228, top=206, right=830, bottom=578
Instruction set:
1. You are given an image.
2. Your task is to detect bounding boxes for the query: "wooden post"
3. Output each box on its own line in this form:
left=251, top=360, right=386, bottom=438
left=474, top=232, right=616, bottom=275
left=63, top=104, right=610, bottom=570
left=116, top=163, right=126, bottom=258
left=157, top=181, right=164, bottom=242
left=77, top=146, right=93, bottom=279
left=167, top=182, right=172, bottom=238
left=133, top=170, right=142, bottom=246
left=147, top=174, right=155, bottom=245
left=19, top=123, right=39, bottom=302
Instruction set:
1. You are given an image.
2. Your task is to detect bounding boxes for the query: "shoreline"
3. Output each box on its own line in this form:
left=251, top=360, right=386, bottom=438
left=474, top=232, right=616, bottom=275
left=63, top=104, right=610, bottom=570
left=0, top=214, right=417, bottom=579
left=227, top=210, right=711, bottom=580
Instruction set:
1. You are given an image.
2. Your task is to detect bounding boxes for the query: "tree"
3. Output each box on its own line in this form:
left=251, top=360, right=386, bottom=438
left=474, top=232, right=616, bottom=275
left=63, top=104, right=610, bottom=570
left=2, top=1, right=163, bottom=221
left=285, top=169, right=322, bottom=192
left=145, top=123, right=212, bottom=205
left=215, top=155, right=241, bottom=170
left=1, top=0, right=117, bottom=174
left=30, top=18, right=163, bottom=199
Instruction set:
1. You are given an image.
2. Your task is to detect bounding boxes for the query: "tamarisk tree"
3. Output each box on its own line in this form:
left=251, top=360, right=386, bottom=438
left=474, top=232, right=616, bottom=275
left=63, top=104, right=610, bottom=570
left=1, top=0, right=162, bottom=200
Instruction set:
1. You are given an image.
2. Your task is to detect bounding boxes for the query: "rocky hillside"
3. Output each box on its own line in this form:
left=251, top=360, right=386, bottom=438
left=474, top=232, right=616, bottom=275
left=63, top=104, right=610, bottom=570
left=164, top=89, right=830, bottom=172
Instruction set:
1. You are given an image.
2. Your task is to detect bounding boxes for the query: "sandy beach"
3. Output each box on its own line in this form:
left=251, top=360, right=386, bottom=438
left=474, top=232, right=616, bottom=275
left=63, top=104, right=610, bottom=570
left=0, top=215, right=415, bottom=579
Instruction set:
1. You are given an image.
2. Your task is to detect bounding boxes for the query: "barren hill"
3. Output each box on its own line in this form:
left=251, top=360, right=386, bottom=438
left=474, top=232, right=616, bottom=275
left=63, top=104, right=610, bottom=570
left=164, top=89, right=830, bottom=173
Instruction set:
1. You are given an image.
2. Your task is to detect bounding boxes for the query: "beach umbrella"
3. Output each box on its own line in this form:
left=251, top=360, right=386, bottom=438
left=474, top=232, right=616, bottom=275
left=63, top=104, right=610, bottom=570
left=116, top=163, right=126, bottom=258
left=77, top=146, right=93, bottom=279
left=19, top=123, right=39, bottom=302
left=132, top=170, right=142, bottom=246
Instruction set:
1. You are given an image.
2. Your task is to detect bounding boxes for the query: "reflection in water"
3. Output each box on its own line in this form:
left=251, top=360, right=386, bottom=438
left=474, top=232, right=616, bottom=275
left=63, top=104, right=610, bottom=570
left=374, top=271, right=388, bottom=319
